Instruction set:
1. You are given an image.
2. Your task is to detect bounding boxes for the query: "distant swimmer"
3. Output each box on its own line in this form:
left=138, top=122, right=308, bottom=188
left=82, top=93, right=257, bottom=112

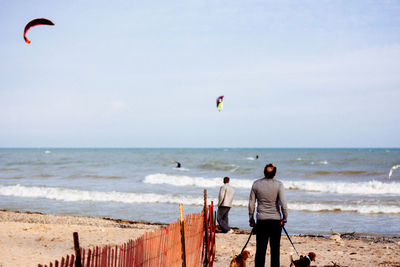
left=172, top=160, right=181, bottom=168
left=256, top=155, right=259, bottom=159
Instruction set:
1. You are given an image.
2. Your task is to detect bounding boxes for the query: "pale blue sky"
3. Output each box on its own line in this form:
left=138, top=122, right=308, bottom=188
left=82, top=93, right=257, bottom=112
left=1, top=0, right=399, bottom=147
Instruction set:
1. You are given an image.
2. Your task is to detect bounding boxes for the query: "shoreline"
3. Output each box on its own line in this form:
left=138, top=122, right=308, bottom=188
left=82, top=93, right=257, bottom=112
left=3, top=209, right=398, bottom=241
left=1, top=210, right=399, bottom=267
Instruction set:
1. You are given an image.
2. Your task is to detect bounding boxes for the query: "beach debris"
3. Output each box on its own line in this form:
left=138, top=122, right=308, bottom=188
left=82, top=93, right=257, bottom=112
left=329, top=232, right=342, bottom=242
left=340, top=232, right=355, bottom=239
left=322, top=262, right=348, bottom=267
left=36, top=236, right=45, bottom=242
left=24, top=18, right=54, bottom=44
left=216, top=95, right=224, bottom=112
left=388, top=164, right=400, bottom=179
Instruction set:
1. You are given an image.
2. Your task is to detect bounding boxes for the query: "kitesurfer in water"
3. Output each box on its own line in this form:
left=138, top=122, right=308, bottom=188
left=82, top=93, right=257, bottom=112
left=173, top=160, right=181, bottom=168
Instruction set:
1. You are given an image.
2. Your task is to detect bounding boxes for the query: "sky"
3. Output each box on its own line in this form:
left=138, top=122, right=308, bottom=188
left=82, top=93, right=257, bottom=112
left=0, top=0, right=399, bottom=148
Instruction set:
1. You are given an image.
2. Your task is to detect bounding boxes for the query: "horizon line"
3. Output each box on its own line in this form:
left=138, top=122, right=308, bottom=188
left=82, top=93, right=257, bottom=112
left=0, top=147, right=399, bottom=150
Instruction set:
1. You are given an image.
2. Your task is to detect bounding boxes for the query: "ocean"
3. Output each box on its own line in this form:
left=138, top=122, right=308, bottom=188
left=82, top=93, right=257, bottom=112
left=0, top=148, right=399, bottom=236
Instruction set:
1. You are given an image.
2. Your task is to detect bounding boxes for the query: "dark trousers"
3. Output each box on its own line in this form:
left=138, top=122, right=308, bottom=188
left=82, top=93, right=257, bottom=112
left=217, top=206, right=231, bottom=232
left=255, top=220, right=282, bottom=267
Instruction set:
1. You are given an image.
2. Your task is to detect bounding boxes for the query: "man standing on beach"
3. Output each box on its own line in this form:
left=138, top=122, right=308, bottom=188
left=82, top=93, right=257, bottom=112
left=217, top=176, right=235, bottom=233
left=248, top=163, right=288, bottom=267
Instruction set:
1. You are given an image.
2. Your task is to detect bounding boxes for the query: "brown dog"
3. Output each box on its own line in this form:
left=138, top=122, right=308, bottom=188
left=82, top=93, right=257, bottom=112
left=290, top=252, right=316, bottom=267
left=230, top=250, right=250, bottom=267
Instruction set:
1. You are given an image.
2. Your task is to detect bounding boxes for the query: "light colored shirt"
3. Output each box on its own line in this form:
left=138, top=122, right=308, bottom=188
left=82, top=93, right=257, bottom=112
left=218, top=184, right=235, bottom=207
left=248, top=178, right=288, bottom=221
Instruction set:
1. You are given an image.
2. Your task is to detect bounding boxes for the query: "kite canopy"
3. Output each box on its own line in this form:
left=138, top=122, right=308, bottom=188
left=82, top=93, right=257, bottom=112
left=216, top=95, right=224, bottom=112
left=24, top=18, right=55, bottom=44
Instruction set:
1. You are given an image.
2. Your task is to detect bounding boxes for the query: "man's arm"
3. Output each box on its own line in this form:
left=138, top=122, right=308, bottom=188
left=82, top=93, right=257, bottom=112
left=217, top=186, right=226, bottom=207
left=248, top=185, right=256, bottom=220
left=278, top=182, right=288, bottom=221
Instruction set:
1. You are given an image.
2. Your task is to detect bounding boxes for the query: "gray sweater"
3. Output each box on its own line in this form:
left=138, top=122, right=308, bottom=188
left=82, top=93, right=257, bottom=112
left=248, top=178, right=288, bottom=221
left=218, top=184, right=235, bottom=207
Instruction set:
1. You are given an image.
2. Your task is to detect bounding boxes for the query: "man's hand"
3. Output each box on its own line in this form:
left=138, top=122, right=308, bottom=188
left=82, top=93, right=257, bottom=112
left=280, top=220, right=287, bottom=227
left=249, top=218, right=256, bottom=227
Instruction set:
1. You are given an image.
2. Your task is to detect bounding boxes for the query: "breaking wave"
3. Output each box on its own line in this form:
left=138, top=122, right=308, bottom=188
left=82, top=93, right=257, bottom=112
left=0, top=185, right=398, bottom=214
left=144, top=174, right=400, bottom=196
left=288, top=203, right=400, bottom=214
left=0, top=184, right=205, bottom=206
left=143, top=173, right=252, bottom=188
left=284, top=180, right=400, bottom=195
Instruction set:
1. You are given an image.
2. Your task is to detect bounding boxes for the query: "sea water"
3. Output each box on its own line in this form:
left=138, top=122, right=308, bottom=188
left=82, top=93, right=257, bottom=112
left=0, top=148, right=399, bottom=236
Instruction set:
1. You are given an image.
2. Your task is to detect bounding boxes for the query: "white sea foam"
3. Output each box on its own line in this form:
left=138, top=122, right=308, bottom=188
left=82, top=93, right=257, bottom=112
left=0, top=184, right=207, bottom=206
left=310, top=161, right=328, bottom=165
left=246, top=157, right=255, bottom=160
left=303, top=160, right=328, bottom=165
left=235, top=200, right=400, bottom=214
left=284, top=180, right=400, bottom=195
left=229, top=201, right=400, bottom=214
left=229, top=165, right=240, bottom=172
left=0, top=185, right=398, bottom=214
left=288, top=203, right=400, bottom=214
left=143, top=174, right=252, bottom=188
left=144, top=174, right=400, bottom=195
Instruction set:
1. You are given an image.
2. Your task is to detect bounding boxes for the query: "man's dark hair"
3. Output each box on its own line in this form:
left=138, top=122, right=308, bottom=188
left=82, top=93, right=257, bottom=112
left=264, top=164, right=276, bottom=179
left=223, top=177, right=230, bottom=184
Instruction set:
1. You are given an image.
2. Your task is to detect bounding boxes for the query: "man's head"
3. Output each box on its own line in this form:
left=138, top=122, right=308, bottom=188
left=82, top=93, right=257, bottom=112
left=264, top=163, right=276, bottom=179
left=223, top=177, right=230, bottom=184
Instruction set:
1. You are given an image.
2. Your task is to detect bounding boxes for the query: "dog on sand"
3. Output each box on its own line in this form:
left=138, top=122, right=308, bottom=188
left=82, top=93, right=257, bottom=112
left=230, top=250, right=250, bottom=267
left=290, top=252, right=316, bottom=267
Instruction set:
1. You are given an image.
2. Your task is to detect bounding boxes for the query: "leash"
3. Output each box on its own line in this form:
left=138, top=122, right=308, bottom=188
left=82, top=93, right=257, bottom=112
left=238, top=226, right=298, bottom=257
left=282, top=226, right=299, bottom=257
left=240, top=228, right=254, bottom=254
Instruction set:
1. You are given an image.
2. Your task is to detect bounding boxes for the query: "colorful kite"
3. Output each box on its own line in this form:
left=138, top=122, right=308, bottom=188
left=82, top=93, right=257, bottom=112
left=216, top=95, right=224, bottom=112
left=24, top=18, right=55, bottom=44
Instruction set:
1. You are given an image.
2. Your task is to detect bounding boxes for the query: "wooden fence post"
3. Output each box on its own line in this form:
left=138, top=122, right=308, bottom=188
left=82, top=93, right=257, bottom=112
left=203, top=189, right=209, bottom=267
left=180, top=203, right=187, bottom=267
left=210, top=202, right=216, bottom=267
left=73, top=232, right=82, bottom=267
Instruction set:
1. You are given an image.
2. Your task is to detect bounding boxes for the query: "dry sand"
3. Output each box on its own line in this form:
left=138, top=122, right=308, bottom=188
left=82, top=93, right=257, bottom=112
left=0, top=210, right=399, bottom=267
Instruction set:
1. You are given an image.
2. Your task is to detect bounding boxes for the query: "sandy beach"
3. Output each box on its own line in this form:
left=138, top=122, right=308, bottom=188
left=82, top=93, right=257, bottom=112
left=0, top=210, right=399, bottom=267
